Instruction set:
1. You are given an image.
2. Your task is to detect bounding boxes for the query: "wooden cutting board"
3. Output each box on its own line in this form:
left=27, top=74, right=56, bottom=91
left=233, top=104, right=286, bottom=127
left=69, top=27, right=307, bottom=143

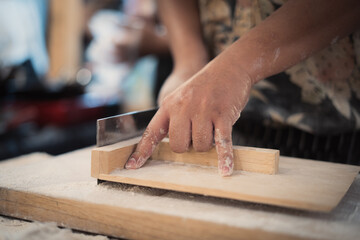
left=1, top=148, right=360, bottom=240
left=92, top=138, right=360, bottom=212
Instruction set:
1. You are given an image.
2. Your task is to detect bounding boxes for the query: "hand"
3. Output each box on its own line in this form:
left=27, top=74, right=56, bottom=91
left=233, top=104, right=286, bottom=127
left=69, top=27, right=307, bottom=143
left=125, top=56, right=253, bottom=176
left=158, top=63, right=206, bottom=105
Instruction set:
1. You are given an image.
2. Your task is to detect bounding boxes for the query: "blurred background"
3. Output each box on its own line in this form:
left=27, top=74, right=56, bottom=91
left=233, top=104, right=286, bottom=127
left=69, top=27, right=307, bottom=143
left=1, top=0, right=359, bottom=165
left=0, top=0, right=172, bottom=160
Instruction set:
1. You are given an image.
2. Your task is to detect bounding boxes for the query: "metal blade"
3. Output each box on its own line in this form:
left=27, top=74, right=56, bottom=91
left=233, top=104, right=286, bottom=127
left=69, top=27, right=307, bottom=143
left=97, top=108, right=157, bottom=147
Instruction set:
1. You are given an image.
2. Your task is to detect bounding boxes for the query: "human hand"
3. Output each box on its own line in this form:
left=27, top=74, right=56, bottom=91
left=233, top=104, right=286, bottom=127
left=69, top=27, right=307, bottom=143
left=125, top=56, right=253, bottom=176
left=158, top=62, right=207, bottom=105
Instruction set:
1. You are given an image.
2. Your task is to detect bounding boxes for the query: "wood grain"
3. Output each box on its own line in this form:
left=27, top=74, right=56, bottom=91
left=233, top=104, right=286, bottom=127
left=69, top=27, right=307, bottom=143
left=91, top=138, right=359, bottom=212
left=0, top=148, right=359, bottom=239
left=91, top=138, right=279, bottom=178
left=151, top=139, right=279, bottom=174
left=91, top=138, right=141, bottom=178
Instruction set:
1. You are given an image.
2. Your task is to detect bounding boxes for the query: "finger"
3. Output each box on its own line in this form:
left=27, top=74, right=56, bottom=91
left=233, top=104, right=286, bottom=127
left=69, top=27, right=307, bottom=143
left=214, top=121, right=234, bottom=177
left=192, top=118, right=213, bottom=152
left=125, top=110, right=168, bottom=169
left=169, top=117, right=191, bottom=153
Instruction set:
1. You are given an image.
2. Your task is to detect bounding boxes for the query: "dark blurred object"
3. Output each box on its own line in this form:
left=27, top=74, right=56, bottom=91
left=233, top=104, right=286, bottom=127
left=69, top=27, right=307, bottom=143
left=0, top=60, right=83, bottom=97
left=0, top=60, right=120, bottom=160
left=0, top=122, right=96, bottom=161
left=154, top=55, right=173, bottom=101
left=233, top=116, right=360, bottom=165
left=0, top=60, right=45, bottom=96
left=0, top=95, right=119, bottom=160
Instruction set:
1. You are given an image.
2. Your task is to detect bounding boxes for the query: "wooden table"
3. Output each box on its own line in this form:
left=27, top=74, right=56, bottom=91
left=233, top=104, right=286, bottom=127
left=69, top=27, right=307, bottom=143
left=0, top=148, right=359, bottom=240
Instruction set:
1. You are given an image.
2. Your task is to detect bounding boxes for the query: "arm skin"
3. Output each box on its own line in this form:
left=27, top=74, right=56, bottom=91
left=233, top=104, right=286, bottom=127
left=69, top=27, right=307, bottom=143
left=227, top=0, right=360, bottom=84
left=125, top=0, right=360, bottom=176
left=156, top=0, right=210, bottom=104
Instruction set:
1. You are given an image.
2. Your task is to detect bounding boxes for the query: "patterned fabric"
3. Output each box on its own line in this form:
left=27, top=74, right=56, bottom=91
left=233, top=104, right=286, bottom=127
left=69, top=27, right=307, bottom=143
left=199, top=0, right=360, bottom=134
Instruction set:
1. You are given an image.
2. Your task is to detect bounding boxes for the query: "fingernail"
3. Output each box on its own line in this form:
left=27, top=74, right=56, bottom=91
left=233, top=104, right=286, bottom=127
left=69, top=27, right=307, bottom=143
left=136, top=156, right=147, bottom=168
left=125, top=157, right=137, bottom=169
left=219, top=166, right=233, bottom=177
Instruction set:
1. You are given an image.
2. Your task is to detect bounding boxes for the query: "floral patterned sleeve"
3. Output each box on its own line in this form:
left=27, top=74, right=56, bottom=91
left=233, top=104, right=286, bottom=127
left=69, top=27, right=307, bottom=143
left=199, top=0, right=360, bottom=134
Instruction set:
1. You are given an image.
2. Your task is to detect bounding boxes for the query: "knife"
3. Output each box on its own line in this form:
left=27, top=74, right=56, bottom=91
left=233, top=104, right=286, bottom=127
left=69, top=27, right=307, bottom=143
left=97, top=108, right=158, bottom=147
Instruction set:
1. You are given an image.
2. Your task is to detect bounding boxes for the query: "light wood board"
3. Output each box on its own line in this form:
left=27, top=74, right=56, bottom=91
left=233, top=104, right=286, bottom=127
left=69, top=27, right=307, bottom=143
left=91, top=137, right=279, bottom=177
left=91, top=138, right=359, bottom=212
left=151, top=140, right=279, bottom=174
left=1, top=148, right=360, bottom=239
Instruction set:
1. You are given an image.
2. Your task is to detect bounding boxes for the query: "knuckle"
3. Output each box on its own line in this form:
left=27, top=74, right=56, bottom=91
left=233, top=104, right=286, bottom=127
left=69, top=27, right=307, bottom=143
left=174, top=96, right=186, bottom=109
left=222, top=135, right=232, bottom=144
left=142, top=127, right=152, bottom=139
left=141, top=127, right=160, bottom=149
left=214, top=128, right=232, bottom=146
left=214, top=109, right=223, bottom=117
left=198, top=98, right=208, bottom=111
left=142, top=128, right=156, bottom=141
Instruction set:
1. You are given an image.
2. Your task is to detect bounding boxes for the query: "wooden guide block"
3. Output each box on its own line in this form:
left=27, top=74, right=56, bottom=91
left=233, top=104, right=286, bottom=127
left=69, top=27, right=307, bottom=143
left=91, top=138, right=360, bottom=212
left=151, top=140, right=279, bottom=174
left=91, top=137, right=279, bottom=178
left=91, top=138, right=140, bottom=178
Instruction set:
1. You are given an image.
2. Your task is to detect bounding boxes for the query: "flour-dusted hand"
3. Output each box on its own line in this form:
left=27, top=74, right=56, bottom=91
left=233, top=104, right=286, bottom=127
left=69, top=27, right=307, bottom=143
left=125, top=57, right=253, bottom=176
left=157, top=62, right=207, bottom=106
left=125, top=0, right=360, bottom=176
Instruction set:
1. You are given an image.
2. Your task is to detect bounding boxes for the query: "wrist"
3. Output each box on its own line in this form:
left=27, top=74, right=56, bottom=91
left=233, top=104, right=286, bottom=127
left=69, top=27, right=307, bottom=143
left=208, top=47, right=256, bottom=88
left=174, top=50, right=209, bottom=73
left=171, top=37, right=209, bottom=69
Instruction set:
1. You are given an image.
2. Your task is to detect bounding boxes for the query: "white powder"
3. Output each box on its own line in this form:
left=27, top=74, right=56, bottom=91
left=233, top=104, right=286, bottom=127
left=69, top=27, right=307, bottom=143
left=273, top=48, right=280, bottom=62
left=1, top=147, right=359, bottom=240
left=0, top=216, right=108, bottom=240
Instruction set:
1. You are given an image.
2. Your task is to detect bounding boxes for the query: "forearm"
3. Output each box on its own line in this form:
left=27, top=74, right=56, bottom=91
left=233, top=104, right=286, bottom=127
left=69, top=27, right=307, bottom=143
left=138, top=25, right=170, bottom=57
left=158, top=0, right=209, bottom=71
left=220, top=0, right=360, bottom=84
